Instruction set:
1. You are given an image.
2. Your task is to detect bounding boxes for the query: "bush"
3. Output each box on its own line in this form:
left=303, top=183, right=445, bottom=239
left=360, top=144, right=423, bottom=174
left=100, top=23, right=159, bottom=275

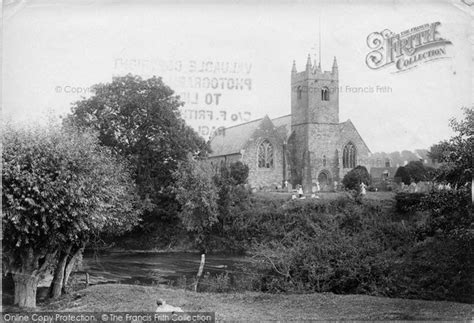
left=394, top=192, right=426, bottom=213
left=223, top=192, right=473, bottom=303
left=342, top=166, right=371, bottom=190
left=229, top=161, right=249, bottom=185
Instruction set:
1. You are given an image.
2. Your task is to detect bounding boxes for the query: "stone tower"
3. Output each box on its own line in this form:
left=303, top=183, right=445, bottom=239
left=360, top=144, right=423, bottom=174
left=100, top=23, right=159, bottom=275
left=291, top=54, right=339, bottom=125
left=288, top=55, right=341, bottom=191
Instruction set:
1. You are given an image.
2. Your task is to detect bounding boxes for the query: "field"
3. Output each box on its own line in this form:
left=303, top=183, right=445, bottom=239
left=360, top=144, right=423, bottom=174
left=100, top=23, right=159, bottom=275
left=12, top=284, right=472, bottom=321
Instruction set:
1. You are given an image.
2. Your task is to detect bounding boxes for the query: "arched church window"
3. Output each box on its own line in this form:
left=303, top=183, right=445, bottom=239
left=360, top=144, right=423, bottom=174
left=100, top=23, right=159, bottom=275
left=258, top=139, right=274, bottom=168
left=297, top=86, right=302, bottom=100
left=343, top=142, right=356, bottom=168
left=323, top=155, right=326, bottom=167
left=321, top=87, right=329, bottom=101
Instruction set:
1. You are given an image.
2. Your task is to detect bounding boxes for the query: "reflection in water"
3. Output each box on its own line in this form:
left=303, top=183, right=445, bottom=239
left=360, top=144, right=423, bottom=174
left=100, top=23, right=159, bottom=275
left=83, top=252, right=248, bottom=286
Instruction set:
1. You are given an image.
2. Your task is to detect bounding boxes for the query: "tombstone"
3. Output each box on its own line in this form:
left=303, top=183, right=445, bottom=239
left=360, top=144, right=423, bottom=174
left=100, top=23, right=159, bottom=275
left=287, top=183, right=293, bottom=192
left=417, top=181, right=428, bottom=193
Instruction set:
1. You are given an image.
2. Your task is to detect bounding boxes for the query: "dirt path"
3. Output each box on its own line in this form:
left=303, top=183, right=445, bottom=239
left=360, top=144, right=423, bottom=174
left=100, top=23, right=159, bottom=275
left=33, top=284, right=473, bottom=321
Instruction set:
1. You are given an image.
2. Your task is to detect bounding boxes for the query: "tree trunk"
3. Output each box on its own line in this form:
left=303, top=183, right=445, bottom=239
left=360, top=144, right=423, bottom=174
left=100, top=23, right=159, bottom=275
left=62, top=246, right=84, bottom=294
left=49, top=246, right=72, bottom=299
left=13, top=273, right=38, bottom=308
left=194, top=253, right=206, bottom=292
left=7, top=247, right=57, bottom=308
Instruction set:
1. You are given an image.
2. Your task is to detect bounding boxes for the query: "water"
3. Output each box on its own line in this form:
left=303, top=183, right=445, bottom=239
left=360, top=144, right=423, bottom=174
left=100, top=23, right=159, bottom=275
left=82, top=252, right=248, bottom=286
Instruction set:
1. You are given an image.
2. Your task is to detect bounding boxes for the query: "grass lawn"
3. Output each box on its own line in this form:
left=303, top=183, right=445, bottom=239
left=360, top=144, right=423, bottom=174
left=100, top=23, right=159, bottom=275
left=16, top=284, right=473, bottom=321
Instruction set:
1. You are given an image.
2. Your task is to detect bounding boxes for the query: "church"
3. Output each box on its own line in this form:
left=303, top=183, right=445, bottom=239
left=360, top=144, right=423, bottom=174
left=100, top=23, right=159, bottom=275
left=208, top=54, right=372, bottom=192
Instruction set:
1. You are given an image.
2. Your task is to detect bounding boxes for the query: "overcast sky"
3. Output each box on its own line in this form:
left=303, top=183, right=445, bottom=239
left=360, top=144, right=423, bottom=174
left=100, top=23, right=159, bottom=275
left=2, top=0, right=473, bottom=152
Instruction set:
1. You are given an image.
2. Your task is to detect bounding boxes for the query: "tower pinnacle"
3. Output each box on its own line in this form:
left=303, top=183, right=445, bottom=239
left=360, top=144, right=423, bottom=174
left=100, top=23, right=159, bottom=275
left=292, top=60, right=297, bottom=74
left=306, top=54, right=312, bottom=71
left=332, top=56, right=338, bottom=73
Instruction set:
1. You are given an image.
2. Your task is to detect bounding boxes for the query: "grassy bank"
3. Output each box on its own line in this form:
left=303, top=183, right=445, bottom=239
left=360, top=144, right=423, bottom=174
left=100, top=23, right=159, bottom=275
left=13, top=284, right=472, bottom=320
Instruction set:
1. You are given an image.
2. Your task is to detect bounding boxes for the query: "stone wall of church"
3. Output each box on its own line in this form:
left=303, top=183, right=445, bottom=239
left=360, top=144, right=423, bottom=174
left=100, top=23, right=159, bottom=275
left=208, top=153, right=243, bottom=171
left=242, top=118, right=285, bottom=189
left=307, top=124, right=341, bottom=190
left=290, top=122, right=372, bottom=191
left=337, top=122, right=371, bottom=179
left=287, top=126, right=307, bottom=186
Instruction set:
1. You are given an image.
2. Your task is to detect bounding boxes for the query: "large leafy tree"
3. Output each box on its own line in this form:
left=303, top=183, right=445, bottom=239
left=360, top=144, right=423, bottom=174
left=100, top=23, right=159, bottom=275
left=428, top=107, right=473, bottom=187
left=212, top=162, right=250, bottom=242
left=64, top=74, right=209, bottom=233
left=2, top=123, right=141, bottom=308
left=173, top=157, right=219, bottom=252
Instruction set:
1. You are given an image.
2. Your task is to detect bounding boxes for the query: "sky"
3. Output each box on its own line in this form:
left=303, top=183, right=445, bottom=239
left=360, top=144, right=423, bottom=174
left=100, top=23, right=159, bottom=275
left=2, top=0, right=473, bottom=152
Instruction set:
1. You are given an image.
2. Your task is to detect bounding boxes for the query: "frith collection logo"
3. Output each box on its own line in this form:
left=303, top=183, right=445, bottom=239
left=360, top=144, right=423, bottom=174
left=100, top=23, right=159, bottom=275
left=365, top=22, right=452, bottom=72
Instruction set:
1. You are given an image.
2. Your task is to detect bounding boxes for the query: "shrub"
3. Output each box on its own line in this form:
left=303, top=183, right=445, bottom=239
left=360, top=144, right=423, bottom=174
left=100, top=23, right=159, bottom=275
left=228, top=192, right=472, bottom=303
left=394, top=167, right=410, bottom=185
left=229, top=161, right=249, bottom=185
left=394, top=192, right=426, bottom=213
left=342, top=166, right=371, bottom=190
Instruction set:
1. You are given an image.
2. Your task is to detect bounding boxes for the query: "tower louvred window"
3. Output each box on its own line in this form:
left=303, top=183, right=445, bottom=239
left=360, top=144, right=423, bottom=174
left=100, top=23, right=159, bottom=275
left=321, top=87, right=329, bottom=101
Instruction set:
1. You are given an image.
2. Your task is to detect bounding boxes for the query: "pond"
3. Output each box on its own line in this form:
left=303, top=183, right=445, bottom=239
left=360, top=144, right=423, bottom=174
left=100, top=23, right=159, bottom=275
left=1, top=252, right=250, bottom=306
left=82, top=252, right=249, bottom=286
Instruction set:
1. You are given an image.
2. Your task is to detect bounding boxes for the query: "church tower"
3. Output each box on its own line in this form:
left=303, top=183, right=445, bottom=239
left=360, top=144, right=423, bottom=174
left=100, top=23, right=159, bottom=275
left=288, top=55, right=340, bottom=191
left=291, top=55, right=339, bottom=125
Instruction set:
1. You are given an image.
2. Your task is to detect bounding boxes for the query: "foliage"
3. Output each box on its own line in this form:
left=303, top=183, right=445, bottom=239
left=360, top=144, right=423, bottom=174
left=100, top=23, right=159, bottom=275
left=342, top=165, right=370, bottom=190
left=173, top=156, right=219, bottom=252
left=406, top=161, right=434, bottom=182
left=420, top=187, right=473, bottom=243
left=394, top=166, right=410, bottom=185
left=394, top=192, right=426, bottom=213
left=395, top=187, right=473, bottom=302
left=428, top=107, right=473, bottom=186
left=2, top=123, right=140, bottom=307
left=206, top=192, right=473, bottom=303
left=229, top=162, right=249, bottom=185
left=64, top=74, right=209, bottom=243
left=198, top=272, right=233, bottom=293
left=206, top=162, right=252, bottom=251
left=395, top=161, right=435, bottom=184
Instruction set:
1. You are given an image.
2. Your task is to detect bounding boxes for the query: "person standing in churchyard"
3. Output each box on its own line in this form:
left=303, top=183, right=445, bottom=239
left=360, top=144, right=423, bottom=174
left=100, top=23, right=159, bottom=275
left=409, top=181, right=417, bottom=193
left=360, top=182, right=367, bottom=196
left=297, top=185, right=304, bottom=198
left=311, top=183, right=320, bottom=199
